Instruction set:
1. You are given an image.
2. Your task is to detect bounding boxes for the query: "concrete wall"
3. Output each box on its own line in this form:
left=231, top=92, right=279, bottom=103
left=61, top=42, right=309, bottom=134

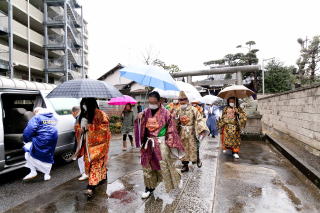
left=243, top=115, right=262, bottom=135
left=258, top=84, right=320, bottom=155
left=0, top=43, right=44, bottom=71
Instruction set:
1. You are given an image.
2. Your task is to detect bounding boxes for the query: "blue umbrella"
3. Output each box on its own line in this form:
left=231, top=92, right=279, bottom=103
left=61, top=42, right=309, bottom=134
left=119, top=65, right=179, bottom=91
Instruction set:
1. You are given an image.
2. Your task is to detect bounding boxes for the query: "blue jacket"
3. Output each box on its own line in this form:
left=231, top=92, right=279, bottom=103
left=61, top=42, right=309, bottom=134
left=23, top=112, right=58, bottom=164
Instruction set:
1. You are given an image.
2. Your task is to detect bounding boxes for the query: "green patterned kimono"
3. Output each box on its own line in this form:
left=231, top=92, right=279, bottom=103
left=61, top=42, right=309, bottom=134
left=176, top=105, right=209, bottom=162
left=218, top=106, right=247, bottom=153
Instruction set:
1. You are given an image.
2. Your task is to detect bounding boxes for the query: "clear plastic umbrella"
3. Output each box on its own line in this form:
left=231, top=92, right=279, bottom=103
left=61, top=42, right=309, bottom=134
left=202, top=95, right=222, bottom=105
left=153, top=81, right=202, bottom=102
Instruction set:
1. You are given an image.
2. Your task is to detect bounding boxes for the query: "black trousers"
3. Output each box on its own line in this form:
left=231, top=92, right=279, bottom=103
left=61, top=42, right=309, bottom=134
left=123, top=134, right=133, bottom=141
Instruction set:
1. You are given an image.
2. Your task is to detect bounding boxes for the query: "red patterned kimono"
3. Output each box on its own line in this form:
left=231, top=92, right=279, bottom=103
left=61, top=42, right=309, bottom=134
left=75, top=109, right=111, bottom=186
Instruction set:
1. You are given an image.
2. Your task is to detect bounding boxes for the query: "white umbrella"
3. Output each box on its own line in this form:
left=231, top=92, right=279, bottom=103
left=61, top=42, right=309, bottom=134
left=218, top=85, right=255, bottom=99
left=202, top=95, right=221, bottom=105
left=153, top=81, right=202, bottom=102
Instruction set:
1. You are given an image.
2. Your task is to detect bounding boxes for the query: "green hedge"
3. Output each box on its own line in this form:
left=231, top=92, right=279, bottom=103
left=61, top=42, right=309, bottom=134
left=109, top=115, right=122, bottom=134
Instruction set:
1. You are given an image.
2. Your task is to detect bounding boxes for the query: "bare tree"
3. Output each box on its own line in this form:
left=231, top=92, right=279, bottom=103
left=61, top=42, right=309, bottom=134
left=141, top=46, right=159, bottom=65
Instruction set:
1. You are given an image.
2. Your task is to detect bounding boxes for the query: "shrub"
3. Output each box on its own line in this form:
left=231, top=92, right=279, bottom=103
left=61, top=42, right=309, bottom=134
left=109, top=115, right=122, bottom=134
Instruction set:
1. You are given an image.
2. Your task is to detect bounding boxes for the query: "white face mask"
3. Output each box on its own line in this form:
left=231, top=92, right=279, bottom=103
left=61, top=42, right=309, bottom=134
left=83, top=105, right=87, bottom=112
left=181, top=104, right=188, bottom=109
left=229, top=103, right=235, bottom=107
left=149, top=104, right=159, bottom=110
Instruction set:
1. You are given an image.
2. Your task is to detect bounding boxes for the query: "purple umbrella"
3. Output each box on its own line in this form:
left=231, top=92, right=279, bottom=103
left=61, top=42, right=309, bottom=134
left=108, top=95, right=137, bottom=105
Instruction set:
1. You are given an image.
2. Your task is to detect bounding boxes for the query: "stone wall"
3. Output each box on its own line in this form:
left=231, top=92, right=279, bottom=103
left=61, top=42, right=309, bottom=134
left=243, top=115, right=262, bottom=135
left=258, top=84, right=320, bottom=155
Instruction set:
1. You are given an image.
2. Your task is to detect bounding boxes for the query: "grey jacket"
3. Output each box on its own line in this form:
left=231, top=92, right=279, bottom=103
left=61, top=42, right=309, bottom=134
left=121, top=111, right=134, bottom=134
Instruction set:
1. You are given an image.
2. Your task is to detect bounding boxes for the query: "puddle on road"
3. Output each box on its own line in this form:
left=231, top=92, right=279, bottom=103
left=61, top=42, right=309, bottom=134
left=214, top=141, right=320, bottom=213
left=272, top=177, right=303, bottom=211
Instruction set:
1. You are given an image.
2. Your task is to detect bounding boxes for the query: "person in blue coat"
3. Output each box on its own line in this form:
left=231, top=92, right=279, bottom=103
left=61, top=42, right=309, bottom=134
left=205, top=104, right=219, bottom=138
left=23, top=107, right=58, bottom=181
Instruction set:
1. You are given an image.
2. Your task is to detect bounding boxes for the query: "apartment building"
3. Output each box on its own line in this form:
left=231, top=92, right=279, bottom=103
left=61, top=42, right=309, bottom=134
left=0, top=0, right=89, bottom=84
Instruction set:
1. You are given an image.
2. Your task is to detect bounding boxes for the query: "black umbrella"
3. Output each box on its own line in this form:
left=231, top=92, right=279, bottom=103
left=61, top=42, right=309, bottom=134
left=46, top=79, right=122, bottom=99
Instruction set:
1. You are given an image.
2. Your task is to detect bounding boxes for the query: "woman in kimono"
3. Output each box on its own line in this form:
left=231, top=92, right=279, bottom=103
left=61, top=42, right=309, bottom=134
left=135, top=91, right=184, bottom=199
left=121, top=103, right=134, bottom=151
left=218, top=97, right=247, bottom=159
left=74, top=98, right=111, bottom=197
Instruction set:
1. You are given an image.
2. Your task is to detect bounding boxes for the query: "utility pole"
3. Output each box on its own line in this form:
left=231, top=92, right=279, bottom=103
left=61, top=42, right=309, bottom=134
left=305, top=36, right=309, bottom=49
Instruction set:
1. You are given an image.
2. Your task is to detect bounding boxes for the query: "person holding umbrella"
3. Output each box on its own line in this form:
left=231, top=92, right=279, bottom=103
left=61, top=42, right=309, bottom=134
left=218, top=97, right=247, bottom=159
left=73, top=98, right=111, bottom=198
left=46, top=79, right=121, bottom=197
left=217, top=85, right=252, bottom=159
left=121, top=103, right=134, bottom=151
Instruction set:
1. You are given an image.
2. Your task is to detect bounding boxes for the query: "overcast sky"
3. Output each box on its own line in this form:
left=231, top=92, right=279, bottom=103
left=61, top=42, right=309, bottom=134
left=80, top=0, right=320, bottom=79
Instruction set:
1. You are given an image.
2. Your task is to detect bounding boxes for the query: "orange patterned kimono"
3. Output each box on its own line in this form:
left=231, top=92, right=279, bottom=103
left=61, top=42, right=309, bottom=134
left=75, top=109, right=111, bottom=186
left=218, top=107, right=246, bottom=153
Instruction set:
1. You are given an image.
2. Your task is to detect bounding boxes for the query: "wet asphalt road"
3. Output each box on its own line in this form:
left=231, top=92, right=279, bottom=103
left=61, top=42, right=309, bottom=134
left=213, top=140, right=320, bottom=213
left=3, top=136, right=220, bottom=213
left=0, top=137, right=124, bottom=213
left=2, top=137, right=320, bottom=213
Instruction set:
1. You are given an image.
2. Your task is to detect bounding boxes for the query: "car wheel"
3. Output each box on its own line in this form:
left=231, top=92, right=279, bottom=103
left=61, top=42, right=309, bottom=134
left=61, top=151, right=74, bottom=163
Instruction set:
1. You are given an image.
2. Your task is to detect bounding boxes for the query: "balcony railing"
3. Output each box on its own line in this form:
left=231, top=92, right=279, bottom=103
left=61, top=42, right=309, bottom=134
left=47, top=14, right=64, bottom=24
left=84, top=42, right=88, bottom=51
left=84, top=57, right=89, bottom=66
left=83, top=24, right=88, bottom=35
left=0, top=50, right=9, bottom=71
left=0, top=12, right=8, bottom=33
left=47, top=34, right=65, bottom=48
left=48, top=56, right=64, bottom=70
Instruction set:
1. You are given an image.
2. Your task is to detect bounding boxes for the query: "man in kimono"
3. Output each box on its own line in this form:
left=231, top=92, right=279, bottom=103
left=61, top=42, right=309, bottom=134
left=175, top=91, right=209, bottom=172
left=135, top=91, right=184, bottom=199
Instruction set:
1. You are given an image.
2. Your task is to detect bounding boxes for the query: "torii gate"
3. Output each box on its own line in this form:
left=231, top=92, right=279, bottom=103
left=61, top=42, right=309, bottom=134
left=171, top=65, right=261, bottom=85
